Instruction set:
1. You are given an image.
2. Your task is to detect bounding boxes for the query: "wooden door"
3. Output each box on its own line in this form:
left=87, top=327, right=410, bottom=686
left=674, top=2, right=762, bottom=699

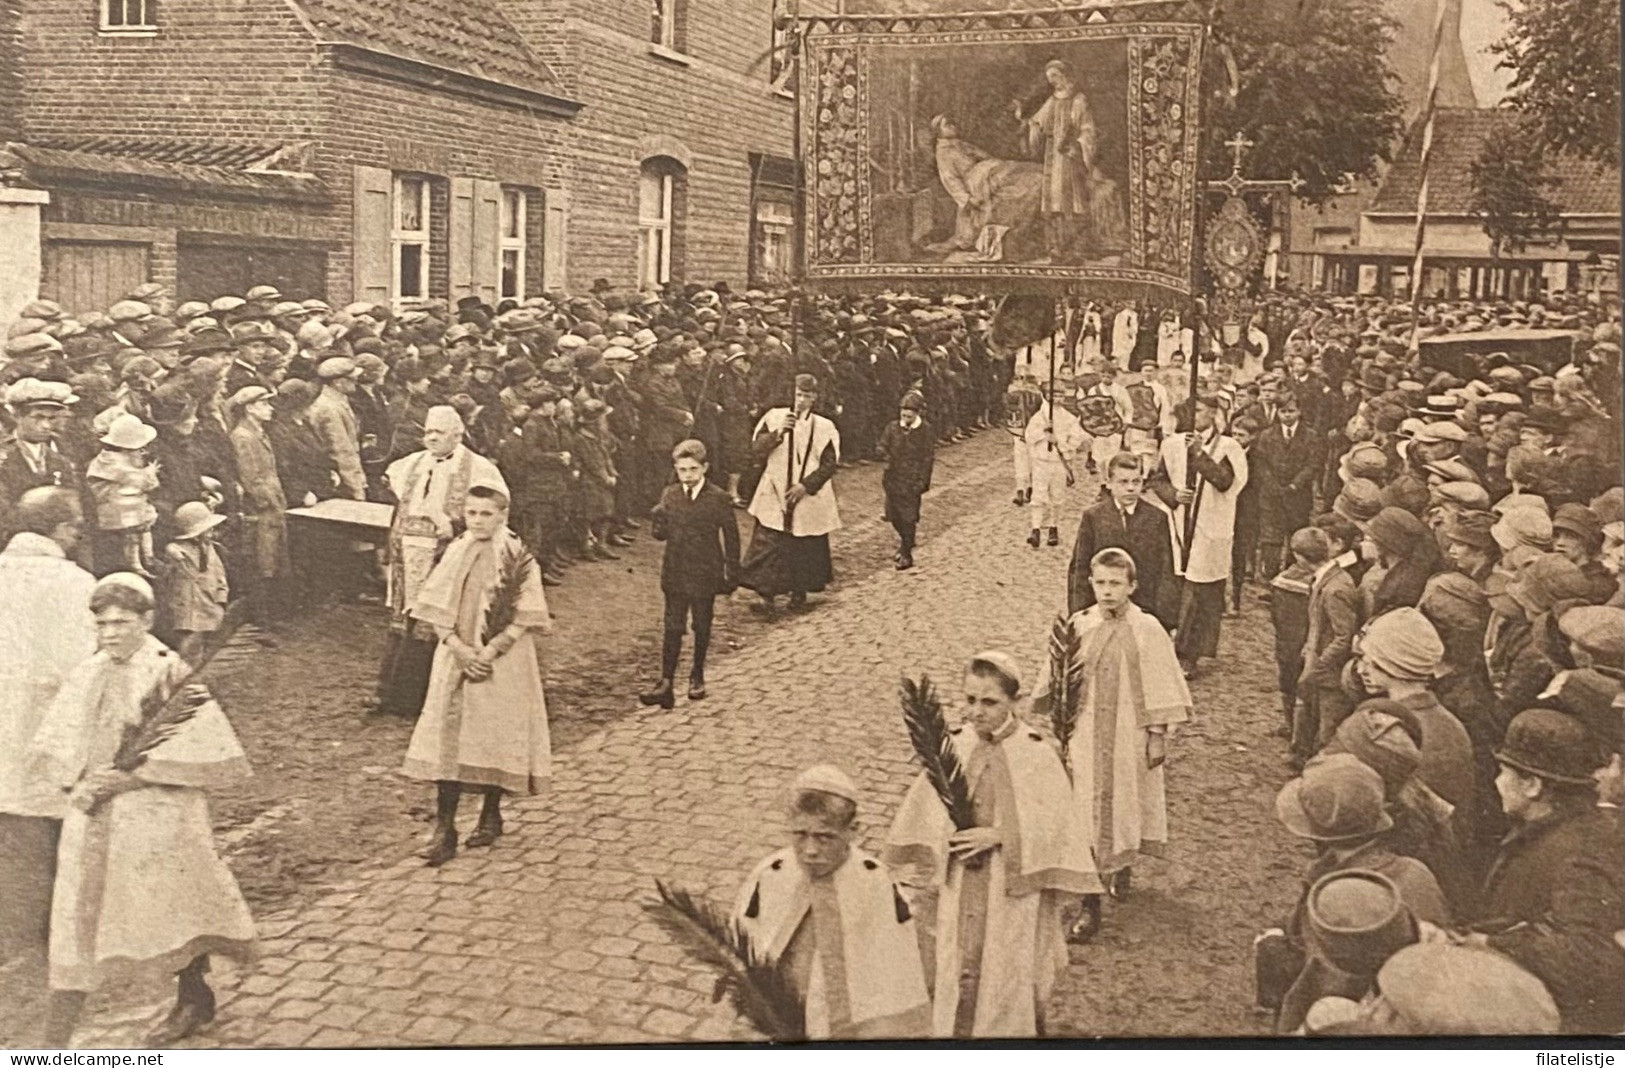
left=42, top=241, right=151, bottom=316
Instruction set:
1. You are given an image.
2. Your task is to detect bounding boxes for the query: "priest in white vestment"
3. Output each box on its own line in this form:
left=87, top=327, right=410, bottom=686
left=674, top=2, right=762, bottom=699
left=741, top=374, right=841, bottom=612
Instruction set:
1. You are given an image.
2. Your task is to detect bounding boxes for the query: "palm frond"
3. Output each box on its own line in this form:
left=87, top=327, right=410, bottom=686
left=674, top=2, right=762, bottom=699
left=481, top=543, right=537, bottom=644
left=1047, top=613, right=1087, bottom=775
left=643, top=880, right=805, bottom=1041
left=109, top=601, right=247, bottom=775
left=899, top=675, right=976, bottom=831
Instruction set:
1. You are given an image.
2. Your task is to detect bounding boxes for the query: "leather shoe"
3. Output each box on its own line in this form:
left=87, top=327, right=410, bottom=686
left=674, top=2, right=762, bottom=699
left=1067, top=895, right=1103, bottom=944
left=1108, top=868, right=1131, bottom=901
left=465, top=815, right=503, bottom=848
left=639, top=682, right=676, bottom=709
left=149, top=987, right=216, bottom=1046
left=607, top=533, right=634, bottom=548
left=592, top=543, right=621, bottom=561
left=1027, top=529, right=1042, bottom=549
left=688, top=678, right=707, bottom=701
left=1047, top=527, right=1059, bottom=547
left=419, top=824, right=457, bottom=867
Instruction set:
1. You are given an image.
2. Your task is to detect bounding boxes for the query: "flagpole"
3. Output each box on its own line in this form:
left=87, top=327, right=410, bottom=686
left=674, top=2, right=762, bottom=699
left=1406, top=0, right=1449, bottom=354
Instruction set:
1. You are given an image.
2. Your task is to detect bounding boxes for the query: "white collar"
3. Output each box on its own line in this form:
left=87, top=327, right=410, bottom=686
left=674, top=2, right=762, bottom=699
left=687, top=478, right=705, bottom=499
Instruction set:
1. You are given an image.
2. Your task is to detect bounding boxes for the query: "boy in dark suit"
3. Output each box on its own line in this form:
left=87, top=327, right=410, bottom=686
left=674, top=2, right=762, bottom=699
left=876, top=390, right=934, bottom=570
left=1251, top=392, right=1326, bottom=581
left=1066, top=450, right=1178, bottom=627
left=640, top=439, right=741, bottom=709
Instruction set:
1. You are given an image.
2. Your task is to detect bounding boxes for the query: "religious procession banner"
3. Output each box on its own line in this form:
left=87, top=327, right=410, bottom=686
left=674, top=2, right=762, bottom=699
left=799, top=0, right=1205, bottom=300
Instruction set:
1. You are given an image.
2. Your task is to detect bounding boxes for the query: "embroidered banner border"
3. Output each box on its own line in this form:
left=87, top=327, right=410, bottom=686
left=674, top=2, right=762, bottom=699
left=800, top=2, right=1205, bottom=300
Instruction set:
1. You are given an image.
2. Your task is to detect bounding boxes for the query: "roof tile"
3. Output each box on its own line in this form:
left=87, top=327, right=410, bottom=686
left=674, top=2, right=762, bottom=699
left=292, top=0, right=560, bottom=96
left=1371, top=108, right=1621, bottom=217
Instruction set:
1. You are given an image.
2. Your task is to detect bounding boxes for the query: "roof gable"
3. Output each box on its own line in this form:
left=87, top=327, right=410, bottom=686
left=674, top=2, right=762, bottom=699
left=1371, top=108, right=1621, bottom=217
left=289, top=0, right=563, bottom=99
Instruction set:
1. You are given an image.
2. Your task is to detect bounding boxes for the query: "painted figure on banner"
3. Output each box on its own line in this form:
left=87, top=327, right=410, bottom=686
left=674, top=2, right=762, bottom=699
left=1019, top=60, right=1127, bottom=264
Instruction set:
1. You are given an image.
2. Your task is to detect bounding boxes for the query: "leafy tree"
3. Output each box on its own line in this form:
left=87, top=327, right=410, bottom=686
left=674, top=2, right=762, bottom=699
left=1468, top=127, right=1563, bottom=259
left=1493, top=0, right=1621, bottom=166
left=1204, top=0, right=1405, bottom=204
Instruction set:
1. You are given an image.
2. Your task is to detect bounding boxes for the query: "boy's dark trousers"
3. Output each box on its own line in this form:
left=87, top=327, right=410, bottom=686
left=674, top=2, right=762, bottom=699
left=661, top=592, right=715, bottom=682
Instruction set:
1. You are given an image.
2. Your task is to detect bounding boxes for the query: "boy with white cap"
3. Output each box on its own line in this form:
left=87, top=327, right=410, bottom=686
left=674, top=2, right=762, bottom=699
left=886, top=650, right=1095, bottom=1037
left=733, top=765, right=931, bottom=1039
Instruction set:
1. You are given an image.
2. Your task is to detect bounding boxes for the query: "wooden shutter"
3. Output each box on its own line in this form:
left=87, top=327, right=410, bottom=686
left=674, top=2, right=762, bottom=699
left=471, top=179, right=502, bottom=303
left=352, top=165, right=393, bottom=305
left=543, top=189, right=569, bottom=292
left=448, top=177, right=475, bottom=301
left=42, top=242, right=150, bottom=315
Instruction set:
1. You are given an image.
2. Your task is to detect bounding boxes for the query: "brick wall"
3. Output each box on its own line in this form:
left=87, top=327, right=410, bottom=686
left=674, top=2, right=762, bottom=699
left=315, top=63, right=573, bottom=304
left=0, top=0, right=23, bottom=142
left=19, top=0, right=323, bottom=142
left=511, top=0, right=834, bottom=292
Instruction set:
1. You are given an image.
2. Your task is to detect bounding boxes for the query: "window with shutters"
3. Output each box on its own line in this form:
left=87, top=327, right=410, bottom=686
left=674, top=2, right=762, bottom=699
left=637, top=163, right=675, bottom=290
left=392, top=175, right=430, bottom=304
left=499, top=188, right=527, bottom=301
left=100, top=0, right=156, bottom=31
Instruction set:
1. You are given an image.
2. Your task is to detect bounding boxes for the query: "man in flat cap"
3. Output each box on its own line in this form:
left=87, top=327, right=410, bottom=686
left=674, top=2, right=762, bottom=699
left=740, top=373, right=841, bottom=613
left=0, top=379, right=80, bottom=545
left=733, top=766, right=931, bottom=1039
left=886, top=650, right=1094, bottom=1037
left=308, top=356, right=367, bottom=500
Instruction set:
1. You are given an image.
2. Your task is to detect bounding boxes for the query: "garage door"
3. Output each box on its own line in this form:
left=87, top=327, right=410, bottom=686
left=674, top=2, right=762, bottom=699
left=42, top=242, right=152, bottom=317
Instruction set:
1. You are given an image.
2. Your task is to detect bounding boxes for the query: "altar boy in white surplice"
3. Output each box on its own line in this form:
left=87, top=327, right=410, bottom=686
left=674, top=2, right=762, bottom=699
left=1031, top=547, right=1191, bottom=944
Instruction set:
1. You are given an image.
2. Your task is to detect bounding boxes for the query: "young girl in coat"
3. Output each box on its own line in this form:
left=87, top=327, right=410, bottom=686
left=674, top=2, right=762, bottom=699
left=160, top=501, right=230, bottom=661
left=85, top=413, right=161, bottom=576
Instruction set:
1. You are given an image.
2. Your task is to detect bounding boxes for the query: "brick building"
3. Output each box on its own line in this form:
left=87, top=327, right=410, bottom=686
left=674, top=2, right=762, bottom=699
left=0, top=0, right=818, bottom=317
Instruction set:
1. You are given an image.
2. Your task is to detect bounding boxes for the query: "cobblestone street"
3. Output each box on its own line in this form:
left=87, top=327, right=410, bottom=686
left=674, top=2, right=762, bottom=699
left=57, top=437, right=1304, bottom=1047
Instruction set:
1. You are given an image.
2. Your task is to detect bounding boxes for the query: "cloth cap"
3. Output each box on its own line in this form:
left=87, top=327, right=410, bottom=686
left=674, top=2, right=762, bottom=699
left=969, top=650, right=1023, bottom=695
left=229, top=320, right=277, bottom=344
left=1509, top=553, right=1590, bottom=616
left=1550, top=503, right=1602, bottom=546
left=93, top=571, right=154, bottom=607
left=444, top=323, right=483, bottom=345
left=1415, top=421, right=1467, bottom=444
left=226, top=385, right=273, bottom=411
left=7, top=317, right=49, bottom=339
left=99, top=413, right=157, bottom=450
left=6, top=332, right=63, bottom=359
left=1327, top=701, right=1422, bottom=792
left=1558, top=605, right=1624, bottom=663
left=244, top=284, right=282, bottom=302
left=1586, top=487, right=1623, bottom=526
left=107, top=300, right=153, bottom=323
left=4, top=377, right=76, bottom=409
left=19, top=299, right=64, bottom=321
left=1367, top=507, right=1429, bottom=558
left=1491, top=506, right=1552, bottom=552
left=1343, top=443, right=1389, bottom=482
left=1305, top=869, right=1416, bottom=978
left=1430, top=481, right=1489, bottom=511
left=1495, top=708, right=1602, bottom=785
left=1275, top=757, right=1393, bottom=842
left=1540, top=669, right=1624, bottom=754
left=1376, top=944, right=1559, bottom=1034
left=317, top=356, right=360, bottom=379
left=1334, top=479, right=1385, bottom=525
left=1360, top=607, right=1444, bottom=682
left=792, top=765, right=859, bottom=806
left=270, top=301, right=308, bottom=318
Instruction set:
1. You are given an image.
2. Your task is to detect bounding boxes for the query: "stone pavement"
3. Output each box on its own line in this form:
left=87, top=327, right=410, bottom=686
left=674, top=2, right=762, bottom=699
left=74, top=447, right=1298, bottom=1047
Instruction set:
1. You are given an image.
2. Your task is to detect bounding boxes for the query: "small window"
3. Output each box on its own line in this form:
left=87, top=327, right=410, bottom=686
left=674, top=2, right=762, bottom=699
left=500, top=188, right=528, bottom=301
left=651, top=0, right=676, bottom=48
left=752, top=198, right=795, bottom=287
left=101, top=0, right=156, bottom=30
left=392, top=175, right=430, bottom=304
left=637, top=167, right=674, bottom=290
